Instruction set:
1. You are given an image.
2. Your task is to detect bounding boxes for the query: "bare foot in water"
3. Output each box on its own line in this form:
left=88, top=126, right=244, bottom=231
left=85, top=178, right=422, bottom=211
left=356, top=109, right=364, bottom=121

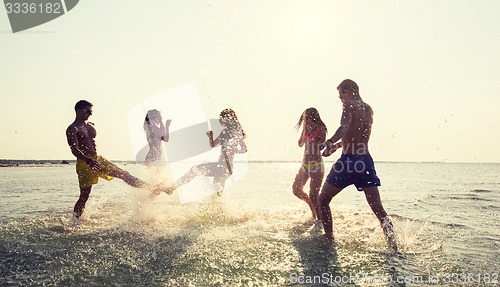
left=151, top=184, right=174, bottom=195
left=382, top=218, right=398, bottom=253
left=163, top=186, right=174, bottom=195
left=324, top=233, right=334, bottom=245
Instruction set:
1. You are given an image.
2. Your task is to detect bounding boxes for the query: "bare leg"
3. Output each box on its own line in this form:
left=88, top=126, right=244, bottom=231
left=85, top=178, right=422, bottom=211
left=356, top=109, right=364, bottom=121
left=292, top=167, right=317, bottom=219
left=363, top=187, right=398, bottom=252
left=109, top=168, right=149, bottom=188
left=213, top=175, right=229, bottom=196
left=145, top=142, right=161, bottom=166
left=107, top=167, right=171, bottom=195
left=165, top=163, right=215, bottom=194
left=74, top=186, right=92, bottom=218
left=318, top=182, right=343, bottom=243
left=172, top=164, right=206, bottom=189
left=309, top=168, right=324, bottom=220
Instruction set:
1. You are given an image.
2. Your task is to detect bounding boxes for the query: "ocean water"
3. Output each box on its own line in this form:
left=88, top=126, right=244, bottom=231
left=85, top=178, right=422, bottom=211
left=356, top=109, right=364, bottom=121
left=0, top=162, right=499, bottom=286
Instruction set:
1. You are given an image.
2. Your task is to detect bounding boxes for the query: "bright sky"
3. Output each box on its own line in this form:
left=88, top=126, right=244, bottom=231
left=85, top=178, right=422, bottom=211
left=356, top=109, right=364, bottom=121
left=1, top=0, right=499, bottom=163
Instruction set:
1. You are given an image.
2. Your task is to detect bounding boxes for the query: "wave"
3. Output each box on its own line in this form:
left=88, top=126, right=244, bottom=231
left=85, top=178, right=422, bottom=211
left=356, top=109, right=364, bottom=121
left=446, top=195, right=495, bottom=202
left=469, top=189, right=496, bottom=193
left=389, top=214, right=469, bottom=230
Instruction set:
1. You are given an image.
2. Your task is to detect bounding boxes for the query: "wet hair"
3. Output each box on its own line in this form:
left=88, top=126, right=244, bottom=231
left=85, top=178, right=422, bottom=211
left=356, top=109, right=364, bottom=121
left=143, top=109, right=162, bottom=131
left=74, top=100, right=93, bottom=112
left=295, top=107, right=327, bottom=134
left=220, top=108, right=246, bottom=138
left=337, top=79, right=359, bottom=96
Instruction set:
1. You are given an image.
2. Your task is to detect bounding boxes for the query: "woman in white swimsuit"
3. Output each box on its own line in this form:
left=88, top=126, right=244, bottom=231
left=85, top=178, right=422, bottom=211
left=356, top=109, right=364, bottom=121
left=165, top=108, right=247, bottom=196
left=144, top=109, right=171, bottom=166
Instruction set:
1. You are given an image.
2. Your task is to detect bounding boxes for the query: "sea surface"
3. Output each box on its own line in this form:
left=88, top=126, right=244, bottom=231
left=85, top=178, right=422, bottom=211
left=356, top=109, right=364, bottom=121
left=0, top=162, right=499, bottom=286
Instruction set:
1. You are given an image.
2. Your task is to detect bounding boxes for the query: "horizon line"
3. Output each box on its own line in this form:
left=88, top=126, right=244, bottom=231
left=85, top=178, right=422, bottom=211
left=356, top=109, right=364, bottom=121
left=1, top=159, right=499, bottom=165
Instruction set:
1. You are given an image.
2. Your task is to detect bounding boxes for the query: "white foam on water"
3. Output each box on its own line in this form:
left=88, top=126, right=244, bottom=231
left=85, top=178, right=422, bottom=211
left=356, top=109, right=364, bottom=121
left=2, top=162, right=499, bottom=285
left=0, top=195, right=490, bottom=286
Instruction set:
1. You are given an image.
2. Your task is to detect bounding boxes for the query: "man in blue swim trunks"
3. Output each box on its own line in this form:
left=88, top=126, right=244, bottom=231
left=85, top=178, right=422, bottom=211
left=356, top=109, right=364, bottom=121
left=319, top=79, right=397, bottom=251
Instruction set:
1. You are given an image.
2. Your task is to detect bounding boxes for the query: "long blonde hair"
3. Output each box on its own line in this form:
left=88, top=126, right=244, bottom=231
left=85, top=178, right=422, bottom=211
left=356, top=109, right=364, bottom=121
left=295, top=107, right=327, bottom=135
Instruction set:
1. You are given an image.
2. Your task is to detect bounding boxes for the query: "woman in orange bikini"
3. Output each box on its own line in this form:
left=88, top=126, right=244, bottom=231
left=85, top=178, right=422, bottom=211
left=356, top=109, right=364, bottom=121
left=292, top=108, right=327, bottom=220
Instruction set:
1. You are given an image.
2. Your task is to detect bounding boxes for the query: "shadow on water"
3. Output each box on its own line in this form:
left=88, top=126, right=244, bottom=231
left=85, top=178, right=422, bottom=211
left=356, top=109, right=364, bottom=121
left=0, top=215, right=200, bottom=286
left=288, top=220, right=343, bottom=287
left=287, top=218, right=415, bottom=287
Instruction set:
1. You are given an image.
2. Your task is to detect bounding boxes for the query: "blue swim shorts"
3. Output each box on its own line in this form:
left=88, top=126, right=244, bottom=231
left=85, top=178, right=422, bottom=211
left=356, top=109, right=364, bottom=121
left=325, top=153, right=381, bottom=191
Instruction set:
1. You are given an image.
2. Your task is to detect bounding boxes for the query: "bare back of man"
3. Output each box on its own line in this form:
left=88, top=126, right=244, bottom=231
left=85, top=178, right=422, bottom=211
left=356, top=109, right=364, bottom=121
left=341, top=100, right=373, bottom=155
left=319, top=80, right=397, bottom=252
